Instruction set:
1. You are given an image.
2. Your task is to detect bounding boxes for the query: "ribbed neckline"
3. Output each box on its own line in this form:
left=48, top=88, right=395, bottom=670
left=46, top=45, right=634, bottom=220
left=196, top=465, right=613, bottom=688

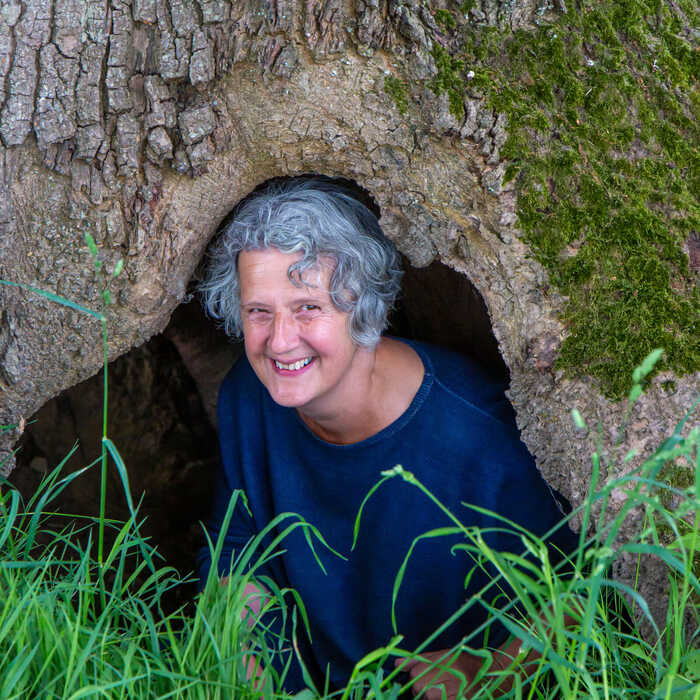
left=292, top=338, right=434, bottom=449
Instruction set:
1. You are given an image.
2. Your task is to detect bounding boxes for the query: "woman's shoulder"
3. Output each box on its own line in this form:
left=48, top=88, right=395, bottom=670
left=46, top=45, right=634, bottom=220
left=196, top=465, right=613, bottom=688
left=218, top=352, right=265, bottom=411
left=395, top=337, right=517, bottom=427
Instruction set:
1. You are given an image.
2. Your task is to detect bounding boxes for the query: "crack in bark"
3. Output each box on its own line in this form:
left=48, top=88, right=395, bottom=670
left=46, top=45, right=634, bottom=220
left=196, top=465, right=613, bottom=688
left=189, top=26, right=214, bottom=85
left=35, top=42, right=78, bottom=147
left=304, top=0, right=346, bottom=59
left=156, top=0, right=190, bottom=80
left=0, top=0, right=52, bottom=146
left=106, top=0, right=135, bottom=115
left=0, top=14, right=16, bottom=139
left=196, top=0, right=229, bottom=25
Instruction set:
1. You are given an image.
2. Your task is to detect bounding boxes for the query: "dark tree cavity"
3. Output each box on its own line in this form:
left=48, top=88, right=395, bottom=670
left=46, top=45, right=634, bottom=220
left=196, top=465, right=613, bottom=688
left=10, top=331, right=220, bottom=610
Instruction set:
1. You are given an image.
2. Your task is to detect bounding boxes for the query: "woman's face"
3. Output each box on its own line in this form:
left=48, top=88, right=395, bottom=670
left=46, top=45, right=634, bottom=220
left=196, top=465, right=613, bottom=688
left=238, top=248, right=363, bottom=414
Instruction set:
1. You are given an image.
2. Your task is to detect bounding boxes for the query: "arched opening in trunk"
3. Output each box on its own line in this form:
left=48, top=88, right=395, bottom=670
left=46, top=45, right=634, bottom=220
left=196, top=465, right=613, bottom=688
left=9, top=175, right=508, bottom=607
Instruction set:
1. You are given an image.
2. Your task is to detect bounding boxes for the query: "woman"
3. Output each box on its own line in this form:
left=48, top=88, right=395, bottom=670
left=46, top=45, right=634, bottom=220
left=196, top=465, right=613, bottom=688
left=199, top=177, right=576, bottom=697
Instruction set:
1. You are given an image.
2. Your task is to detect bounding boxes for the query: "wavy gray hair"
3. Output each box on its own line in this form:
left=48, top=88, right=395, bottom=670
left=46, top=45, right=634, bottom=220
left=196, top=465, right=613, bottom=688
left=200, top=177, right=403, bottom=348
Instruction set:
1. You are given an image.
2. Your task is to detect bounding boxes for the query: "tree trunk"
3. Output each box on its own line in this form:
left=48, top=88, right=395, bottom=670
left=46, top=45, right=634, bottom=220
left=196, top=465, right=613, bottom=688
left=0, top=0, right=697, bottom=627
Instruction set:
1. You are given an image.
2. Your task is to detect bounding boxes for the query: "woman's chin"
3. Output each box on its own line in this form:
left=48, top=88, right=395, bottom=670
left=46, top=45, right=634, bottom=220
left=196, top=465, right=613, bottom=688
left=267, top=386, right=311, bottom=409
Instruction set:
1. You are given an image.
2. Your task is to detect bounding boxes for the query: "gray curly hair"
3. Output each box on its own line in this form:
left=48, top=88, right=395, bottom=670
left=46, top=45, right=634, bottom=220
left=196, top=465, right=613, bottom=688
left=200, top=176, right=403, bottom=348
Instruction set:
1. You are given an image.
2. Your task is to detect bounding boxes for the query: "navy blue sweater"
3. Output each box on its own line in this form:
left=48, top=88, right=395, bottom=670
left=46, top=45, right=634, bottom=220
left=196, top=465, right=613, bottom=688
left=198, top=339, right=577, bottom=690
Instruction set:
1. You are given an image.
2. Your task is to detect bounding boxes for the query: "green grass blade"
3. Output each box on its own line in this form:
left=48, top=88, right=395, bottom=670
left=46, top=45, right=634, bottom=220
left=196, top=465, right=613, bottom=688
left=23, top=462, right=90, bottom=557
left=0, top=487, right=20, bottom=550
left=102, top=437, right=156, bottom=574
left=352, top=473, right=392, bottom=550
left=623, top=543, right=700, bottom=590
left=0, top=280, right=102, bottom=319
left=390, top=526, right=463, bottom=634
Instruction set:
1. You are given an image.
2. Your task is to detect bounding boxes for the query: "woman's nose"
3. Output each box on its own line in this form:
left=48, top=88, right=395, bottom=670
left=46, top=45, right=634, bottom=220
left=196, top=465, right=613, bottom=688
left=268, top=312, right=298, bottom=353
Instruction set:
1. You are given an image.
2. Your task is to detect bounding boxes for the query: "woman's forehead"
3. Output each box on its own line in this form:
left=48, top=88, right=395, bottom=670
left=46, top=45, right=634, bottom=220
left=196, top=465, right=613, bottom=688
left=238, top=248, right=331, bottom=296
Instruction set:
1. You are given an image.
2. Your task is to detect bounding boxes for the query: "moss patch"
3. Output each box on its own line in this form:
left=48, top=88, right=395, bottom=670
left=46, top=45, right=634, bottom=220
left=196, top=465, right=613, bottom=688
left=424, top=1, right=700, bottom=399
left=655, top=457, right=699, bottom=602
left=434, top=9, right=457, bottom=31
left=429, top=44, right=467, bottom=119
left=384, top=74, right=409, bottom=115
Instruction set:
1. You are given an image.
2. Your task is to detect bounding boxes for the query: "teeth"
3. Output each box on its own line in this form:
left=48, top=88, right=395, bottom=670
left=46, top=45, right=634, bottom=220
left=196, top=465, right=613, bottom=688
left=274, top=357, right=312, bottom=371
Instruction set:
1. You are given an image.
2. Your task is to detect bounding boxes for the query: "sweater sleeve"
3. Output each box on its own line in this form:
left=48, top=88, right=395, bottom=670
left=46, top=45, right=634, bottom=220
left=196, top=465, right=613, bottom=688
left=196, top=361, right=261, bottom=589
left=195, top=361, right=309, bottom=692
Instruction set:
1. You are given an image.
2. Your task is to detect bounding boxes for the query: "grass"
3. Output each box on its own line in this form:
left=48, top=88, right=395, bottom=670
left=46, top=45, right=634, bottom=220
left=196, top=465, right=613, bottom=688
left=1, top=246, right=698, bottom=698
left=0, top=469, right=322, bottom=699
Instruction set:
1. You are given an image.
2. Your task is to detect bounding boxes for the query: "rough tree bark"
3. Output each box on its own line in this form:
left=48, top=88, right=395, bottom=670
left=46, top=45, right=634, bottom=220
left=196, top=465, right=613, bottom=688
left=0, top=0, right=697, bottom=626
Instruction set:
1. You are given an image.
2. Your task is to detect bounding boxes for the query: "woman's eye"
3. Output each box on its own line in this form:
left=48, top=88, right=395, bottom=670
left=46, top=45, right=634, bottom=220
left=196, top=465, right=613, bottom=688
left=300, top=304, right=320, bottom=312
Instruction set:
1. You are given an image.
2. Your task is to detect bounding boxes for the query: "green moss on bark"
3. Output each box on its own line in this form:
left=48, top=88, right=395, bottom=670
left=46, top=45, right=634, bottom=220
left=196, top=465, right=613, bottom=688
left=384, top=75, right=409, bottom=115
left=429, top=44, right=467, bottom=119
left=655, top=459, right=699, bottom=597
left=434, top=9, right=457, bottom=30
left=429, top=1, right=699, bottom=399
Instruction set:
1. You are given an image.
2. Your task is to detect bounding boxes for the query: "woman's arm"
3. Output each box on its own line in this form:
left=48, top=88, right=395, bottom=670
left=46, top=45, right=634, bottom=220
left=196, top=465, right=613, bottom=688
left=396, top=609, right=577, bottom=700
left=220, top=578, right=270, bottom=688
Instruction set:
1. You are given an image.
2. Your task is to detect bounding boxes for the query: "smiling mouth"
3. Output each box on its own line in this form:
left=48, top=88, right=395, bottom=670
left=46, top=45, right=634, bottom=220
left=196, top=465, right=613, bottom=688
left=273, top=357, right=313, bottom=371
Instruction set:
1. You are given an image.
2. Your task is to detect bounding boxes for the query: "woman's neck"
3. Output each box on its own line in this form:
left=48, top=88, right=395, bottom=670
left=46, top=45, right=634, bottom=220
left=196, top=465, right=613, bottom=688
left=297, top=338, right=424, bottom=445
